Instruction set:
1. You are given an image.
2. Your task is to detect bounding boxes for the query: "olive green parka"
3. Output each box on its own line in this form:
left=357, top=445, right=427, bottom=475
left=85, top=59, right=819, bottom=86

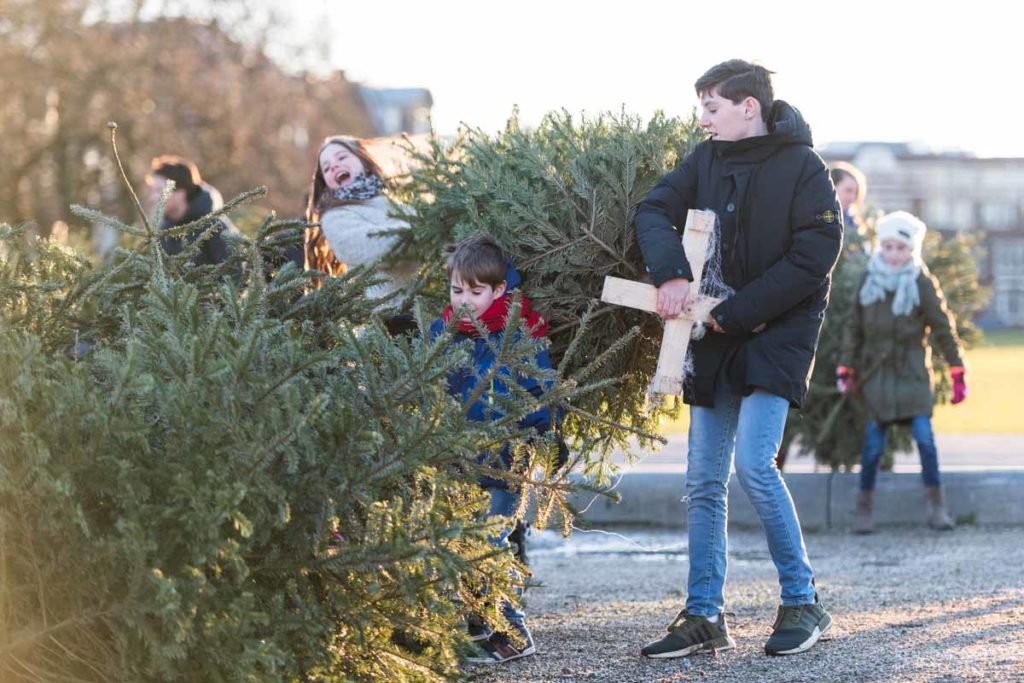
left=840, top=265, right=964, bottom=422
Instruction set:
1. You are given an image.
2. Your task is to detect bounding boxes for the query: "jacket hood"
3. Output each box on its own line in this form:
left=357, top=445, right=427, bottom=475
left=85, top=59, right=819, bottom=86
left=713, top=100, right=813, bottom=163
left=505, top=259, right=523, bottom=291
left=766, top=100, right=813, bottom=147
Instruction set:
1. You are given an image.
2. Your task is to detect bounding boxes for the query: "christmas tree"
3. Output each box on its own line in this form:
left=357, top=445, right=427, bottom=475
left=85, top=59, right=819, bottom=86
left=396, top=109, right=707, bottom=450
left=0, top=128, right=628, bottom=682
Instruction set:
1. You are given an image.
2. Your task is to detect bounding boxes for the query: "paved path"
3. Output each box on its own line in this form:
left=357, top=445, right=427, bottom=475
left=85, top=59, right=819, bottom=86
left=616, top=432, right=1024, bottom=474
left=474, top=526, right=1024, bottom=682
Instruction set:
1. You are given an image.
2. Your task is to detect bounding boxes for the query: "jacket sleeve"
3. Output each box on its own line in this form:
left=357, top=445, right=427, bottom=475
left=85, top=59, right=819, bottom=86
left=516, top=347, right=556, bottom=433
left=428, top=319, right=446, bottom=342
left=919, top=272, right=965, bottom=367
left=634, top=148, right=701, bottom=286
left=710, top=152, right=843, bottom=333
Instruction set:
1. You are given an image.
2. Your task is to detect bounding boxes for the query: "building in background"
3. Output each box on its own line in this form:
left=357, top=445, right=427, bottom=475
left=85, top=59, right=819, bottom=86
left=820, top=142, right=1024, bottom=327
left=357, top=87, right=433, bottom=137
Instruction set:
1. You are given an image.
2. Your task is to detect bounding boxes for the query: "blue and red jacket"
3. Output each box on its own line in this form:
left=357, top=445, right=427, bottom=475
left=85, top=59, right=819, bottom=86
left=429, top=264, right=561, bottom=488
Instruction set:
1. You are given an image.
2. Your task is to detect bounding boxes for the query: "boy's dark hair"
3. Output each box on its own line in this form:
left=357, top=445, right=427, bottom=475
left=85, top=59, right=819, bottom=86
left=445, top=235, right=507, bottom=288
left=694, top=60, right=775, bottom=122
left=149, top=155, right=202, bottom=200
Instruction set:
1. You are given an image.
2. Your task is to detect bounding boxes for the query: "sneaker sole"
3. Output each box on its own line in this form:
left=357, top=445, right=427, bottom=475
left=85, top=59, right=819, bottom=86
left=466, top=644, right=536, bottom=665
left=766, top=615, right=832, bottom=656
left=642, top=635, right=736, bottom=659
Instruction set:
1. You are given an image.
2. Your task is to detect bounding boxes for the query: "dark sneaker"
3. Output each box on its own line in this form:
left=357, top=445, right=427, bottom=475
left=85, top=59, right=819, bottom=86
left=466, top=628, right=536, bottom=664
left=764, top=600, right=833, bottom=656
left=466, top=614, right=493, bottom=643
left=641, top=609, right=736, bottom=658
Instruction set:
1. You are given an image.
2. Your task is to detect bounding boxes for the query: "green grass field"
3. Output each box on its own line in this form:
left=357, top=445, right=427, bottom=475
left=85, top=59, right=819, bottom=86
left=932, top=331, right=1023, bottom=433
left=662, top=330, right=1024, bottom=435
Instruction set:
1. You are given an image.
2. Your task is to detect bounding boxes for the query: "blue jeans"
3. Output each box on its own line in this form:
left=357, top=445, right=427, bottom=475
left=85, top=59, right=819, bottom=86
left=484, top=487, right=527, bottom=632
left=685, top=386, right=816, bottom=617
left=859, top=416, right=941, bottom=491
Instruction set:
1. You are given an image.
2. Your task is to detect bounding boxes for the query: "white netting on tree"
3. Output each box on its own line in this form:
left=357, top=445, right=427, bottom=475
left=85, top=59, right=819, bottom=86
left=679, top=212, right=733, bottom=393
left=691, top=212, right=734, bottom=341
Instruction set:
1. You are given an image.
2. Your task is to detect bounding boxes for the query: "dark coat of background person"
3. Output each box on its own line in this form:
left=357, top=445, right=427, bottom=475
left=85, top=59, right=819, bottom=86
left=159, top=183, right=237, bottom=267
left=635, top=101, right=843, bottom=408
left=840, top=268, right=964, bottom=423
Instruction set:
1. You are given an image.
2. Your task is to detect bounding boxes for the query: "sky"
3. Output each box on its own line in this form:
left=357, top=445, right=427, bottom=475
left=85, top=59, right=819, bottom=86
left=291, top=0, right=1017, bottom=157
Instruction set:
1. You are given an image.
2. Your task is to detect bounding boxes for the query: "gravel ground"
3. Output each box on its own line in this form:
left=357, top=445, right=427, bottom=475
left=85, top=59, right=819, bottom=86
left=471, top=526, right=1024, bottom=682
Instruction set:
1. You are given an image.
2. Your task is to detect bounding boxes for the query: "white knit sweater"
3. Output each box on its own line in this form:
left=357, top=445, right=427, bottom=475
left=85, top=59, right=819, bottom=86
left=319, top=195, right=414, bottom=301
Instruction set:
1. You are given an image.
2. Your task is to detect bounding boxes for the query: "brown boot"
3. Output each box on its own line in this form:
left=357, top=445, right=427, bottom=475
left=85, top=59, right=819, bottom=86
left=925, top=486, right=955, bottom=531
left=854, top=489, right=874, bottom=534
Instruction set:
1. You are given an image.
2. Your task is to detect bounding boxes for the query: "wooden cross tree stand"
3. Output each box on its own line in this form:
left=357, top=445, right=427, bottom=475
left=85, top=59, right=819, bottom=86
left=601, top=209, right=719, bottom=396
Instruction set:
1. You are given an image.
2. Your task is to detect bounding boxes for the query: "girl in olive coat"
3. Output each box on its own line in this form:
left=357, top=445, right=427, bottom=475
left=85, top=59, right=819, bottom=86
left=838, top=211, right=967, bottom=533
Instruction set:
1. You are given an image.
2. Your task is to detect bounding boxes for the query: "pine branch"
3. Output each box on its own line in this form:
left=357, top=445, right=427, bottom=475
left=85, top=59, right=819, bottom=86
left=106, top=122, right=152, bottom=236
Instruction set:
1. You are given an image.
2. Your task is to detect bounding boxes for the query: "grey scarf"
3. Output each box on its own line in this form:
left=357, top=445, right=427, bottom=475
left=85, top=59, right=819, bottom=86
left=859, top=252, right=920, bottom=317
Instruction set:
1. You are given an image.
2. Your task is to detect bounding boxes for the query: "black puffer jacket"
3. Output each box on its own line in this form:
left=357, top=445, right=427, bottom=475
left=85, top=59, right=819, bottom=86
left=635, top=101, right=843, bottom=408
left=159, top=183, right=237, bottom=267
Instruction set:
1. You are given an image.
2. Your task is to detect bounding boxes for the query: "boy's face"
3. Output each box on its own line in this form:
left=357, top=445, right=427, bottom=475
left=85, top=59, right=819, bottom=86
left=319, top=143, right=367, bottom=190
left=880, top=239, right=913, bottom=268
left=147, top=174, right=188, bottom=222
left=699, top=89, right=759, bottom=141
left=449, top=274, right=507, bottom=321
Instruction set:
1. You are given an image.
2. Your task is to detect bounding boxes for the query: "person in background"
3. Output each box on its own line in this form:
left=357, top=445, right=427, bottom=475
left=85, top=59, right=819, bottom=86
left=830, top=161, right=871, bottom=257
left=838, top=211, right=967, bottom=533
left=146, top=155, right=236, bottom=267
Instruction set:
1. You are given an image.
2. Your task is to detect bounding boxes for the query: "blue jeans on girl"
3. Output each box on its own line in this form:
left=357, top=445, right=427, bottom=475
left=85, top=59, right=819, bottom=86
left=685, top=385, right=817, bottom=618
left=859, top=415, right=941, bottom=491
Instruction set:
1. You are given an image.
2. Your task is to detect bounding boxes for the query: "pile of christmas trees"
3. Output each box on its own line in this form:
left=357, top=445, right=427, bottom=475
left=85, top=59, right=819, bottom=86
left=0, top=166, right=617, bottom=681
left=2, top=109, right=990, bottom=681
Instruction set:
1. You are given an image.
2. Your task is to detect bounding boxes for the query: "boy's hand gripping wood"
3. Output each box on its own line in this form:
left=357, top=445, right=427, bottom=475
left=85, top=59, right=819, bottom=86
left=601, top=209, right=718, bottom=395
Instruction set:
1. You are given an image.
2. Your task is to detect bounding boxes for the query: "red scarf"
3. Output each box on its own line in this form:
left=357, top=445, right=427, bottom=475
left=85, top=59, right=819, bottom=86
left=442, top=292, right=548, bottom=339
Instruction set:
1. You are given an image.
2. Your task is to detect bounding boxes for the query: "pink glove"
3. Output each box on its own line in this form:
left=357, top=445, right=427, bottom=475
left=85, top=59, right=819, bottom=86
left=950, top=366, right=967, bottom=404
left=836, top=366, right=856, bottom=395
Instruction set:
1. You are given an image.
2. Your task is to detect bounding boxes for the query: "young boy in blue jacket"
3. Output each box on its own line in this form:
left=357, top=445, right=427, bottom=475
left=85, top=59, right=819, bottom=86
left=429, top=235, right=557, bottom=664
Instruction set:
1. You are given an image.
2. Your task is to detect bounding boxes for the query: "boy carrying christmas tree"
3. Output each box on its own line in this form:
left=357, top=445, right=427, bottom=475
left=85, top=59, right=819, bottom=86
left=635, top=59, right=842, bottom=658
left=430, top=235, right=558, bottom=664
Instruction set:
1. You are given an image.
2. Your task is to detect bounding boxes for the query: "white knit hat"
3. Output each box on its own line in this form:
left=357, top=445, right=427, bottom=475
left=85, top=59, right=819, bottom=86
left=876, top=211, right=926, bottom=254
